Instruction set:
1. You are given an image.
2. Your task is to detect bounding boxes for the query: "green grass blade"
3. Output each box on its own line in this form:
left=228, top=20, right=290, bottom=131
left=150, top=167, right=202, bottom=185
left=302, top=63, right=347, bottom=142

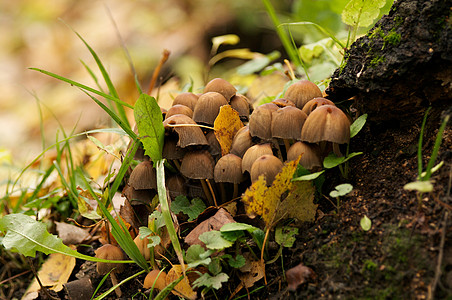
left=93, top=269, right=146, bottom=300
left=418, top=107, right=431, bottom=177
left=80, top=59, right=106, bottom=94
left=424, top=113, right=450, bottom=180
left=29, top=68, right=133, bottom=109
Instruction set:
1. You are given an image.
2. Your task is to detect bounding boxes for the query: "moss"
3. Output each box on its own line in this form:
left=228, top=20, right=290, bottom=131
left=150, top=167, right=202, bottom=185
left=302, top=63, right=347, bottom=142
left=382, top=29, right=401, bottom=49
left=369, top=56, right=385, bottom=68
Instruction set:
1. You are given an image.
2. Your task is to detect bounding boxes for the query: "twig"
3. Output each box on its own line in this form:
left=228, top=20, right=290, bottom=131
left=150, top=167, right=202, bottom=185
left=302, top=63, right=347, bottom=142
left=428, top=211, right=448, bottom=300
left=0, top=269, right=32, bottom=285
left=148, top=50, right=170, bottom=95
left=27, top=257, right=59, bottom=300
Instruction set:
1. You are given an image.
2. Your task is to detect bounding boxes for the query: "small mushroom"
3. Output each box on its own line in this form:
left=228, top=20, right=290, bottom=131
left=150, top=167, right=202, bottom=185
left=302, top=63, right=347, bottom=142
left=249, top=102, right=279, bottom=141
left=143, top=269, right=167, bottom=292
left=214, top=154, right=245, bottom=201
left=128, top=160, right=157, bottom=190
left=123, top=184, right=156, bottom=206
left=166, top=174, right=187, bottom=199
left=301, top=97, right=335, bottom=115
left=271, top=98, right=296, bottom=108
left=285, top=80, right=323, bottom=109
left=180, top=150, right=217, bottom=206
left=204, top=78, right=237, bottom=101
left=230, top=94, right=252, bottom=121
left=250, top=154, right=284, bottom=186
left=286, top=141, right=322, bottom=170
left=163, top=114, right=208, bottom=148
left=242, top=143, right=273, bottom=174
left=162, top=135, right=187, bottom=170
left=95, top=244, right=126, bottom=297
left=300, top=105, right=350, bottom=156
left=230, top=125, right=253, bottom=158
left=271, top=106, right=307, bottom=154
left=172, top=92, right=198, bottom=111
left=192, top=92, right=228, bottom=125
left=205, top=130, right=221, bottom=158
left=165, top=104, right=193, bottom=119
left=134, top=235, right=151, bottom=261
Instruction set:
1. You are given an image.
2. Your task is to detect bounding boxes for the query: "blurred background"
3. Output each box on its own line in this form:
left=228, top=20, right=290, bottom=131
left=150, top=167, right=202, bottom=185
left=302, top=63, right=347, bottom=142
left=0, top=0, right=391, bottom=194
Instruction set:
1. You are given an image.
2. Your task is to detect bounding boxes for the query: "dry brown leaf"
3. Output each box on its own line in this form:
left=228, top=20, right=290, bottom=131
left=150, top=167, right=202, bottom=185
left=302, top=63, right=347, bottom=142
left=214, top=105, right=244, bottom=156
left=166, top=264, right=197, bottom=300
left=185, top=208, right=235, bottom=246
left=286, top=263, right=316, bottom=291
left=55, top=222, right=90, bottom=245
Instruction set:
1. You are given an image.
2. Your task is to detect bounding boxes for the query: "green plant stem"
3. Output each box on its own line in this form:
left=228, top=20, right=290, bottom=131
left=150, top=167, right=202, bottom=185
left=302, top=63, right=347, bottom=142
left=418, top=108, right=431, bottom=177
left=424, top=114, right=450, bottom=180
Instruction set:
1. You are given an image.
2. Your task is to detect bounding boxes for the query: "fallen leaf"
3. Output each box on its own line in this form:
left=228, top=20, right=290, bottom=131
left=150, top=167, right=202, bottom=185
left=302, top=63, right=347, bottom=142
left=241, top=157, right=316, bottom=227
left=238, top=256, right=264, bottom=288
left=286, top=263, right=316, bottom=291
left=22, top=248, right=76, bottom=298
left=166, top=264, right=197, bottom=300
left=185, top=208, right=235, bottom=246
left=214, top=105, right=243, bottom=156
left=55, top=222, right=90, bottom=245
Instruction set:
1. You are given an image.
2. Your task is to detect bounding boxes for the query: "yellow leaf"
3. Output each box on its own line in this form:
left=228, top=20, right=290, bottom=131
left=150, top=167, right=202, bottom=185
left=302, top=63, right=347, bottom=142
left=166, top=264, right=197, bottom=300
left=241, top=157, right=316, bottom=227
left=22, top=249, right=76, bottom=299
left=214, top=105, right=243, bottom=156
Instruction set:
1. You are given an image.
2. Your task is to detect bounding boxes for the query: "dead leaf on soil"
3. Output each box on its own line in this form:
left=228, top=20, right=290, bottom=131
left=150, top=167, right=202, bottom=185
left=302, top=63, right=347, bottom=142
left=231, top=254, right=265, bottom=297
left=241, top=157, right=317, bottom=227
left=166, top=264, right=197, bottom=300
left=55, top=221, right=90, bottom=245
left=185, top=208, right=235, bottom=246
left=22, top=247, right=76, bottom=300
left=214, top=105, right=243, bottom=156
left=286, top=263, right=316, bottom=291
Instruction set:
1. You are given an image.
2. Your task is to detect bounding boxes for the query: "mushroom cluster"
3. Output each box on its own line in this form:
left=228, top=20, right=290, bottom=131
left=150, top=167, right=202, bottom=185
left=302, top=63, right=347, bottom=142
left=123, top=78, right=351, bottom=209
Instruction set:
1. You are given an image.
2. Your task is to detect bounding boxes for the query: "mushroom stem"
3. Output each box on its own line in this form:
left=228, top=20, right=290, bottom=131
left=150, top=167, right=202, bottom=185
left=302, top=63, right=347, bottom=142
left=232, top=183, right=239, bottom=199
left=206, top=179, right=218, bottom=207
left=110, top=272, right=122, bottom=298
left=200, top=179, right=214, bottom=207
left=219, top=183, right=227, bottom=204
left=283, top=139, right=291, bottom=160
left=172, top=159, right=181, bottom=171
left=333, top=143, right=343, bottom=157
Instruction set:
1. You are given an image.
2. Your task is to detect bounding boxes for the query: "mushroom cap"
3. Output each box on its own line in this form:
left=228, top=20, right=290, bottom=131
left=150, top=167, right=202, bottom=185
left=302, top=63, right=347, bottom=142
left=165, top=104, right=193, bottom=119
left=250, top=154, right=284, bottom=186
left=134, top=236, right=151, bottom=261
left=143, top=270, right=167, bottom=290
left=302, top=97, right=335, bottom=115
left=95, top=244, right=125, bottom=275
left=214, top=154, right=245, bottom=184
left=285, top=80, right=323, bottom=109
left=230, top=125, right=253, bottom=158
left=301, top=105, right=351, bottom=144
left=166, top=174, right=187, bottom=199
left=287, top=141, right=323, bottom=170
left=230, top=94, right=252, bottom=120
left=242, top=143, right=273, bottom=174
left=204, top=78, right=237, bottom=101
left=205, top=130, right=221, bottom=157
left=123, top=184, right=156, bottom=205
left=129, top=160, right=157, bottom=190
left=172, top=92, right=198, bottom=111
left=162, top=135, right=187, bottom=160
left=192, top=92, right=228, bottom=125
left=271, top=98, right=296, bottom=108
left=180, top=150, right=215, bottom=179
left=249, top=102, right=279, bottom=140
left=271, top=106, right=307, bottom=140
left=163, top=114, right=208, bottom=148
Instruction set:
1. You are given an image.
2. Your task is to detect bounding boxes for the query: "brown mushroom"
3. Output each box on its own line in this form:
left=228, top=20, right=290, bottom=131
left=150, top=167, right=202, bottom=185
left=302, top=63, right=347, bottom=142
left=205, top=130, right=221, bottom=158
left=242, top=143, right=273, bottom=174
left=123, top=184, right=156, bottom=206
left=166, top=174, right=187, bottom=199
left=172, top=92, right=198, bottom=111
left=165, top=104, right=193, bottom=119
left=128, top=160, right=157, bottom=190
left=271, top=106, right=307, bottom=154
left=180, top=150, right=217, bottom=206
left=162, top=135, right=187, bottom=170
left=300, top=105, right=350, bottom=156
left=230, top=125, right=253, bottom=158
left=134, top=235, right=151, bottom=261
left=249, top=102, right=279, bottom=141
left=204, top=78, right=237, bottom=101
left=250, top=154, right=284, bottom=186
left=286, top=141, right=323, bottom=170
left=163, top=114, right=208, bottom=148
left=95, top=244, right=126, bottom=297
left=230, top=94, right=252, bottom=121
left=214, top=154, right=245, bottom=201
left=143, top=269, right=167, bottom=292
left=271, top=98, right=296, bottom=108
left=285, top=80, right=323, bottom=109
left=192, top=92, right=228, bottom=125
left=301, top=97, right=335, bottom=115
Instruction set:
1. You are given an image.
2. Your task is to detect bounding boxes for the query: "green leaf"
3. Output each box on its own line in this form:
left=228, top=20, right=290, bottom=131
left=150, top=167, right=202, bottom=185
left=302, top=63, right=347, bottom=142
left=211, top=34, right=240, bottom=55
left=193, top=272, right=229, bottom=290
left=171, top=196, right=206, bottom=221
left=236, top=51, right=280, bottom=75
left=342, top=0, right=386, bottom=28
left=330, top=183, right=353, bottom=198
left=220, top=222, right=259, bottom=233
left=350, top=114, right=368, bottom=138
left=208, top=257, right=222, bottom=275
left=221, top=230, right=244, bottom=242
left=139, top=227, right=152, bottom=239
left=186, top=245, right=212, bottom=268
left=323, top=152, right=363, bottom=168
left=360, top=215, right=372, bottom=231
left=147, top=236, right=161, bottom=248
left=292, top=170, right=325, bottom=181
left=199, top=230, right=234, bottom=250
left=403, top=181, right=433, bottom=193
left=228, top=254, right=246, bottom=268
left=275, top=226, right=298, bottom=248
left=134, top=94, right=165, bottom=163
left=0, top=214, right=129, bottom=264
